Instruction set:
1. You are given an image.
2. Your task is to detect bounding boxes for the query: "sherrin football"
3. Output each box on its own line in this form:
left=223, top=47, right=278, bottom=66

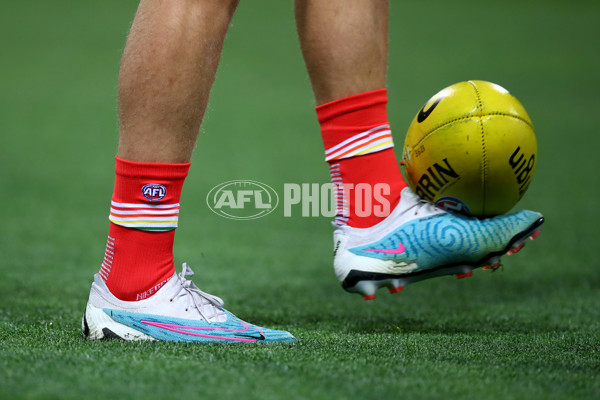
left=402, top=80, right=536, bottom=217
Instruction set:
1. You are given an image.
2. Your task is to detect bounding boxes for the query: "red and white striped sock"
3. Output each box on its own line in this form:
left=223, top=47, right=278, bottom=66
left=99, top=156, right=190, bottom=301
left=317, top=89, right=407, bottom=228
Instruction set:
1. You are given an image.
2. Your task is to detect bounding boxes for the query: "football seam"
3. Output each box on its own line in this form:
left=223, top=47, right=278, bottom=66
left=412, top=112, right=534, bottom=150
left=470, top=81, right=488, bottom=216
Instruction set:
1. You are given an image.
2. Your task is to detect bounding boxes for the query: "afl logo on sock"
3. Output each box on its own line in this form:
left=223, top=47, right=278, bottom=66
left=142, top=184, right=167, bottom=201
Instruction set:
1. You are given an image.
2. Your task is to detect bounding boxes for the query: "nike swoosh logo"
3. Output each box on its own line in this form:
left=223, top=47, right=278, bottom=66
left=417, top=98, right=441, bottom=123
left=106, top=308, right=270, bottom=343
left=140, top=319, right=265, bottom=342
left=234, top=333, right=266, bottom=341
left=364, top=242, right=406, bottom=254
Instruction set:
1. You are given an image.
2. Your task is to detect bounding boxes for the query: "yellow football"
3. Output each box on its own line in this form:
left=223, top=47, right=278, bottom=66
left=402, top=80, right=537, bottom=217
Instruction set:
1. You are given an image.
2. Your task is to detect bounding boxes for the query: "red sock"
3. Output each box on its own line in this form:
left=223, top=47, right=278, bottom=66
left=317, top=89, right=407, bottom=228
left=99, top=156, right=190, bottom=301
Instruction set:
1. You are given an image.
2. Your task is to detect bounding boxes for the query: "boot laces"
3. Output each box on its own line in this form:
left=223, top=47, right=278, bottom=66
left=170, top=263, right=226, bottom=322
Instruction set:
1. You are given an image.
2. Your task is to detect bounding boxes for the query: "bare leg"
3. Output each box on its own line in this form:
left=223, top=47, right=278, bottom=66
left=295, top=0, right=389, bottom=105
left=117, top=0, right=240, bottom=163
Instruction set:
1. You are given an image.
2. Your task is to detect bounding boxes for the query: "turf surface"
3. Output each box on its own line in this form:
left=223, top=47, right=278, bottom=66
left=1, top=1, right=599, bottom=399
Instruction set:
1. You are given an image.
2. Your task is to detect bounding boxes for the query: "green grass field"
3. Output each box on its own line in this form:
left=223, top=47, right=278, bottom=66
left=1, top=1, right=599, bottom=399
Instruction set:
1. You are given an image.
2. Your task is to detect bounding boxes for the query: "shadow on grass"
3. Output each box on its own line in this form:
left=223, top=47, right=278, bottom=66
left=237, top=272, right=594, bottom=336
